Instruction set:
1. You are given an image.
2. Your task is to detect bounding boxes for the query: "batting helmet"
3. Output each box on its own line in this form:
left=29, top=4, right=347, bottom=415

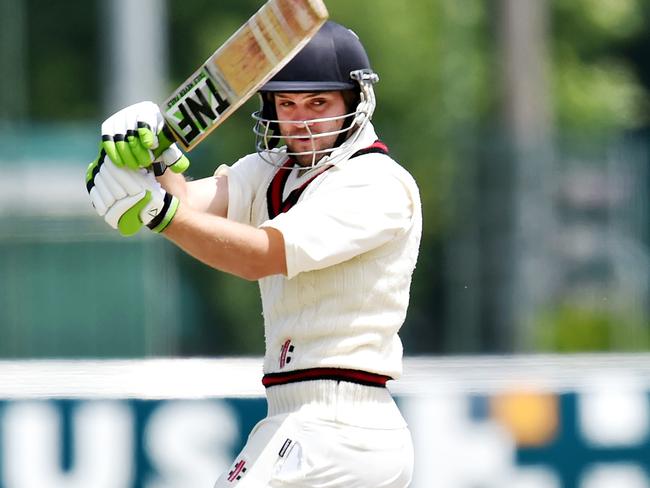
left=252, top=21, right=379, bottom=168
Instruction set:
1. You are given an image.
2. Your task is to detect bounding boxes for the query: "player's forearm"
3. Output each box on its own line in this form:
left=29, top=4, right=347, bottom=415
left=163, top=204, right=287, bottom=281
left=157, top=171, right=189, bottom=201
left=158, top=172, right=229, bottom=219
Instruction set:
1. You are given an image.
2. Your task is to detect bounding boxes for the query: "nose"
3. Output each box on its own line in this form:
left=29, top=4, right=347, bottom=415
left=289, top=106, right=315, bottom=128
left=291, top=122, right=313, bottom=134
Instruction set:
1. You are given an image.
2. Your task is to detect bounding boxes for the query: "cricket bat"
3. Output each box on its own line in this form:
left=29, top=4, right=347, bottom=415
left=157, top=0, right=329, bottom=156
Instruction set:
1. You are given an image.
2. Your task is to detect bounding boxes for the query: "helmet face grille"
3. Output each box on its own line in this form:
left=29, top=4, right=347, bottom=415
left=253, top=111, right=357, bottom=166
left=252, top=70, right=379, bottom=169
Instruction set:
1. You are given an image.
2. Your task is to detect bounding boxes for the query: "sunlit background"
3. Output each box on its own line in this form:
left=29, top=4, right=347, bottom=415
left=0, top=0, right=649, bottom=487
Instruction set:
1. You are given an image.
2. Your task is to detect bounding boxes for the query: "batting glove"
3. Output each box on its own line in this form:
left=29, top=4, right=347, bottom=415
left=101, top=101, right=190, bottom=174
left=85, top=150, right=179, bottom=236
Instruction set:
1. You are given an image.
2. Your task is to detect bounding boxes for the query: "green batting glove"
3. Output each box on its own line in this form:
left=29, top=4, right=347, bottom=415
left=86, top=150, right=179, bottom=236
left=101, top=101, right=190, bottom=174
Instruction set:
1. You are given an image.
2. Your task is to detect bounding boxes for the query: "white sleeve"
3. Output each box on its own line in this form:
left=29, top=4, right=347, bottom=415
left=261, top=166, right=417, bottom=279
left=214, top=154, right=271, bottom=225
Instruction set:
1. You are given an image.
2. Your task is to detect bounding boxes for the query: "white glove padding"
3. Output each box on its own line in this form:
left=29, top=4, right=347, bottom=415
left=101, top=101, right=189, bottom=173
left=86, top=150, right=179, bottom=236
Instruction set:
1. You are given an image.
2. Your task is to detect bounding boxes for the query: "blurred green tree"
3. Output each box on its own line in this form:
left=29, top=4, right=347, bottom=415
left=14, top=0, right=650, bottom=355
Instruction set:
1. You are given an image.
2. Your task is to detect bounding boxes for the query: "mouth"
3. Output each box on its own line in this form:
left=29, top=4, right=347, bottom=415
left=288, top=137, right=315, bottom=148
left=289, top=134, right=311, bottom=141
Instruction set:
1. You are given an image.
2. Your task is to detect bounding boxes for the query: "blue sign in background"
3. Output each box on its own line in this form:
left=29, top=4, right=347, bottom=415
left=0, top=392, right=648, bottom=487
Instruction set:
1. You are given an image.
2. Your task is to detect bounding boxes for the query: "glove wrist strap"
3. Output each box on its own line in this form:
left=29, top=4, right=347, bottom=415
left=147, top=193, right=179, bottom=233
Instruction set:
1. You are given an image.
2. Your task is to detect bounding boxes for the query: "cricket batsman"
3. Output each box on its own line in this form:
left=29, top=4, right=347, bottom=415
left=86, top=20, right=422, bottom=487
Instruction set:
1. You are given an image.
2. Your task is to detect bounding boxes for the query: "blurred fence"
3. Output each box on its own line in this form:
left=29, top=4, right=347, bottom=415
left=0, top=125, right=193, bottom=357
left=0, top=355, right=648, bottom=488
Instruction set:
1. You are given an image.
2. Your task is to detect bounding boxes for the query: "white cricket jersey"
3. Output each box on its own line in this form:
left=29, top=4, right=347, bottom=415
left=215, top=123, right=422, bottom=379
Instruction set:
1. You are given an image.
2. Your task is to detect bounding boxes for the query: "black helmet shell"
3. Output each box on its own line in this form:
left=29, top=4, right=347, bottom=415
left=261, top=21, right=372, bottom=92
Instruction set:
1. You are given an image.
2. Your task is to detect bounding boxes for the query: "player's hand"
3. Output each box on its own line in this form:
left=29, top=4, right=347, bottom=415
left=101, top=101, right=190, bottom=174
left=85, top=150, right=179, bottom=236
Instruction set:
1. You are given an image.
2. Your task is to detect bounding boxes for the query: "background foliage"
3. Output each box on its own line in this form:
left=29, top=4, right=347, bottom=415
left=3, top=0, right=650, bottom=357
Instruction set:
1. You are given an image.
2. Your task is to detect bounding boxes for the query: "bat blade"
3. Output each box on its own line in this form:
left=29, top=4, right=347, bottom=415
left=161, top=0, right=329, bottom=152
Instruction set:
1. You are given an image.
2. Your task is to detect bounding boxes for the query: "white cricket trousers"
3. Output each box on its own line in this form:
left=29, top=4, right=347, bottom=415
left=213, top=380, right=414, bottom=488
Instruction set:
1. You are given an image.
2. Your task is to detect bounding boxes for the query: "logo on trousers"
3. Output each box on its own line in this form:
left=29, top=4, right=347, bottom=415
left=227, top=459, right=247, bottom=482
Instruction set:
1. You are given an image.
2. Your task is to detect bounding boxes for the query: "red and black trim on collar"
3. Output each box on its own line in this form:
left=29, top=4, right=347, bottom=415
left=350, top=139, right=389, bottom=158
left=266, top=140, right=389, bottom=219
left=266, top=158, right=334, bottom=219
left=262, top=367, right=392, bottom=388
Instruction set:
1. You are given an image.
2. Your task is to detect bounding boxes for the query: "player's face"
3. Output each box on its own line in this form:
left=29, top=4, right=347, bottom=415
left=274, top=91, right=348, bottom=166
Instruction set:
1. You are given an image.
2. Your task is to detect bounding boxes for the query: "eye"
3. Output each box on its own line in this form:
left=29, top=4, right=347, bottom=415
left=278, top=100, right=294, bottom=108
left=311, top=98, right=327, bottom=106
